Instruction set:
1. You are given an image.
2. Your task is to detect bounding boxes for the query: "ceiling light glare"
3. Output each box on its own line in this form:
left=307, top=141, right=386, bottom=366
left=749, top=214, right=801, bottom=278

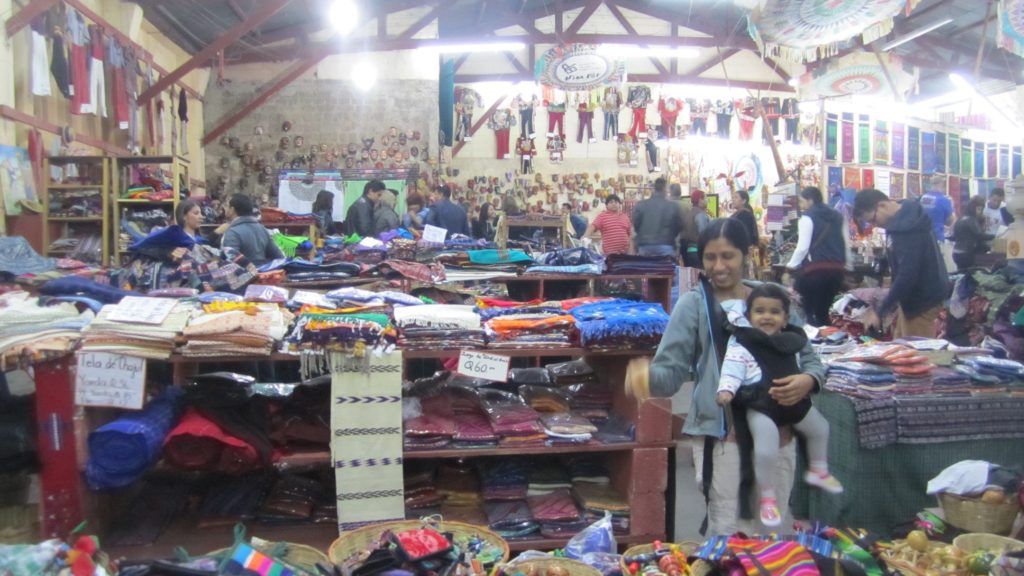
left=431, top=42, right=526, bottom=54
left=948, top=72, right=973, bottom=92
left=329, top=0, right=359, bottom=36
left=597, top=44, right=700, bottom=59
left=788, top=77, right=800, bottom=87
left=352, top=60, right=377, bottom=91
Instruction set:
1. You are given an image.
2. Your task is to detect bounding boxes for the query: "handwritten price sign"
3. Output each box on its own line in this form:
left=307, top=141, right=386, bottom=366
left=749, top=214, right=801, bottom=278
left=75, top=352, right=146, bottom=409
left=457, top=350, right=510, bottom=382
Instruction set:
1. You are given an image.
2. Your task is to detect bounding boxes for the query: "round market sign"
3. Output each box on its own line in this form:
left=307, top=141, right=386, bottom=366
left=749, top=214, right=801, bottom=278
left=535, top=44, right=625, bottom=91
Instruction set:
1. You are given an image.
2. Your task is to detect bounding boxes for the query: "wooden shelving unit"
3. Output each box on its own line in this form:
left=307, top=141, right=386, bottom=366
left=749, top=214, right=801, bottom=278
left=41, top=157, right=111, bottom=264
left=112, top=156, right=189, bottom=263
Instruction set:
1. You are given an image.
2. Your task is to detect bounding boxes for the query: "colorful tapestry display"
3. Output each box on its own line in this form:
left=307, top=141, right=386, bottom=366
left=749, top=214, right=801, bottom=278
left=921, top=132, right=936, bottom=175
left=907, top=126, right=920, bottom=171
left=948, top=134, right=960, bottom=175
left=1014, top=146, right=1022, bottom=177
left=962, top=138, right=973, bottom=177
left=858, top=115, right=871, bottom=164
left=975, top=141, right=985, bottom=178
left=906, top=172, right=921, bottom=198
left=998, top=0, right=1024, bottom=59
left=843, top=167, right=862, bottom=190
left=873, top=120, right=889, bottom=164
left=862, top=168, right=875, bottom=189
left=891, top=123, right=905, bottom=169
left=890, top=172, right=905, bottom=199
left=842, top=113, right=855, bottom=163
left=1000, top=145, right=1010, bottom=178
left=935, top=132, right=946, bottom=174
left=828, top=165, right=843, bottom=189
left=826, top=114, right=839, bottom=161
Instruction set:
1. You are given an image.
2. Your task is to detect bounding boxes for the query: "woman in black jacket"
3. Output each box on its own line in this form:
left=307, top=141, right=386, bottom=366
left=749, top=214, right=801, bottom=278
left=731, top=188, right=760, bottom=245
left=952, top=195, right=994, bottom=271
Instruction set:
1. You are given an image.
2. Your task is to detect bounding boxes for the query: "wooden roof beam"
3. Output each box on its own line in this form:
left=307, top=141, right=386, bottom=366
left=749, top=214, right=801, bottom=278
left=5, top=0, right=60, bottom=37
left=687, top=48, right=739, bottom=78
left=565, top=0, right=603, bottom=37
left=605, top=2, right=668, bottom=76
left=396, top=0, right=455, bottom=41
left=452, top=72, right=794, bottom=92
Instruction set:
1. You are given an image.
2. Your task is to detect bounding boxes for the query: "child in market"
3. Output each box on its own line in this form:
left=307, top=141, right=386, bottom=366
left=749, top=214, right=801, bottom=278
left=716, top=283, right=843, bottom=527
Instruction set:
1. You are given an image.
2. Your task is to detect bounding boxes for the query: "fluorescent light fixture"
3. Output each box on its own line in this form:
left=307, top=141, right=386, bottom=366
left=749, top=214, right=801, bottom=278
left=597, top=44, right=700, bottom=59
left=328, top=0, right=359, bottom=35
left=881, top=18, right=953, bottom=51
left=352, top=61, right=377, bottom=91
left=429, top=42, right=526, bottom=54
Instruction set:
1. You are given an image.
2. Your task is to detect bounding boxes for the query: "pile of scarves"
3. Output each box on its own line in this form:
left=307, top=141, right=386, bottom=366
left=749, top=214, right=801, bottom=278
left=568, top=299, right=669, bottom=349
left=0, top=292, right=91, bottom=367
left=394, top=304, right=484, bottom=349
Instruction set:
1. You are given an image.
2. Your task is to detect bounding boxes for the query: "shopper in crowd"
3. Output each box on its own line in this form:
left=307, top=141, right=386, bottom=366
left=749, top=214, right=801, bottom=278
left=221, top=193, right=285, bottom=265
left=562, top=202, right=588, bottom=239
left=784, top=186, right=849, bottom=327
left=425, top=185, right=470, bottom=238
left=583, top=194, right=632, bottom=255
left=854, top=188, right=949, bottom=338
left=312, top=189, right=338, bottom=235
left=680, top=189, right=711, bottom=268
left=404, top=193, right=428, bottom=231
left=472, top=203, right=496, bottom=241
left=716, top=283, right=842, bottom=527
left=983, top=188, right=1008, bottom=235
left=731, top=187, right=760, bottom=246
left=952, top=195, right=994, bottom=272
left=920, top=174, right=954, bottom=243
left=625, top=218, right=826, bottom=534
left=633, top=177, right=683, bottom=257
left=166, top=199, right=205, bottom=261
left=373, top=190, right=401, bottom=235
left=344, top=180, right=383, bottom=237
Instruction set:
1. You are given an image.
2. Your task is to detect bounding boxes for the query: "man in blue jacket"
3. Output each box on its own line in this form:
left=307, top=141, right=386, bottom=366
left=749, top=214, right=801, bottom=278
left=854, top=188, right=949, bottom=338
left=425, top=185, right=469, bottom=238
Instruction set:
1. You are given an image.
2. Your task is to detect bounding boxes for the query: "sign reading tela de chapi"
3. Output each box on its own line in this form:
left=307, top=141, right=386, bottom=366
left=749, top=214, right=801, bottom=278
left=75, top=352, right=147, bottom=409
left=534, top=44, right=626, bottom=90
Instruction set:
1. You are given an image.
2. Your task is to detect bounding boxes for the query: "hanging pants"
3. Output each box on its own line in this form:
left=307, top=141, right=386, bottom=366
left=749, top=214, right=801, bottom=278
left=70, top=44, right=90, bottom=114
left=717, top=113, right=732, bottom=138
left=692, top=117, right=706, bottom=135
left=577, top=111, right=594, bottom=143
left=628, top=107, right=646, bottom=140
left=603, top=111, right=618, bottom=140
left=520, top=108, right=534, bottom=137
left=786, top=118, right=800, bottom=143
left=495, top=129, right=510, bottom=159
left=645, top=138, right=658, bottom=172
left=112, top=66, right=129, bottom=128
left=88, top=58, right=107, bottom=117
left=547, top=111, right=564, bottom=136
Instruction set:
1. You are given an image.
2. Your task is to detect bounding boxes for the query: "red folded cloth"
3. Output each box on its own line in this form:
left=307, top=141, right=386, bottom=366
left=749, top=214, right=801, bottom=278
left=163, top=408, right=261, bottom=475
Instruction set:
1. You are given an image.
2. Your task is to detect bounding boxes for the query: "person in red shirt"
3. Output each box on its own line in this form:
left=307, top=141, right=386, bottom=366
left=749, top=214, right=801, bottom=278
left=583, top=194, right=633, bottom=255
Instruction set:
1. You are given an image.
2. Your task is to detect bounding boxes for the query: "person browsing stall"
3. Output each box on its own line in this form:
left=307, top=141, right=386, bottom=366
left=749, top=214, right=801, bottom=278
left=221, top=193, right=285, bottom=265
left=784, top=186, right=850, bottom=326
left=583, top=194, right=632, bottom=255
left=632, top=177, right=683, bottom=257
left=425, top=185, right=470, bottom=237
left=345, top=180, right=383, bottom=237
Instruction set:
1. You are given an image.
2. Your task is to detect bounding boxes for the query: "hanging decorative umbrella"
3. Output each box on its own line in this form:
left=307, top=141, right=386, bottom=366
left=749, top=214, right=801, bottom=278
left=999, top=0, right=1024, bottom=58
left=748, top=0, right=923, bottom=62
left=797, top=51, right=915, bottom=99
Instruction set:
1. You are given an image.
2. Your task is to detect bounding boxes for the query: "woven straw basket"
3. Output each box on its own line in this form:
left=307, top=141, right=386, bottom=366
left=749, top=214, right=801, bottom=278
left=940, top=493, right=1021, bottom=535
left=328, top=519, right=510, bottom=567
left=505, top=557, right=602, bottom=576
left=953, top=533, right=1024, bottom=555
left=619, top=542, right=700, bottom=575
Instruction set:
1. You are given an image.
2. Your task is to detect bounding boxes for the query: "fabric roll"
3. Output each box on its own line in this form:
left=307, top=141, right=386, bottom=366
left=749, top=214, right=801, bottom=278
left=85, top=389, right=180, bottom=489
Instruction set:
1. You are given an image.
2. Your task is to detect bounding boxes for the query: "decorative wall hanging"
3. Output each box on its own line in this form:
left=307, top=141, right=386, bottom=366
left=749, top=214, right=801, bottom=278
left=841, top=113, right=855, bottom=163
left=892, top=123, right=906, bottom=169
left=962, top=138, right=973, bottom=177
left=534, top=44, right=626, bottom=91
left=999, top=0, right=1024, bottom=58
left=798, top=52, right=915, bottom=99
left=907, top=126, right=920, bottom=171
left=748, top=0, right=923, bottom=62
left=921, top=131, right=936, bottom=174
left=948, top=134, right=960, bottom=175
left=857, top=114, right=871, bottom=164
left=825, top=114, right=838, bottom=161
left=935, top=132, right=946, bottom=174
left=873, top=120, right=889, bottom=165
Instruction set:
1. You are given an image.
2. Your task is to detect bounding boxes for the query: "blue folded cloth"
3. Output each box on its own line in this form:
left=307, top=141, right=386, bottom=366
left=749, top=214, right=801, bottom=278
left=128, top=224, right=198, bottom=252
left=85, top=389, right=181, bottom=489
left=40, top=276, right=140, bottom=304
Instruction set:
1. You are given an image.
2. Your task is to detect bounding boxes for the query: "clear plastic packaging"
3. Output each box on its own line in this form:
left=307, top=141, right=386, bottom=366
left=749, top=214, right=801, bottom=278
left=519, top=385, right=572, bottom=413
left=564, top=511, right=617, bottom=559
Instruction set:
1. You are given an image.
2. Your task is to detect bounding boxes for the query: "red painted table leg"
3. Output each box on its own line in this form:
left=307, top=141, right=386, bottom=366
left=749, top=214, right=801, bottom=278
left=34, top=357, right=83, bottom=538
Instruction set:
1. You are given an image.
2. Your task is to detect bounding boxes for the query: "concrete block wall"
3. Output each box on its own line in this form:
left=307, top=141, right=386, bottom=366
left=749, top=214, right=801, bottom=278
left=202, top=78, right=438, bottom=203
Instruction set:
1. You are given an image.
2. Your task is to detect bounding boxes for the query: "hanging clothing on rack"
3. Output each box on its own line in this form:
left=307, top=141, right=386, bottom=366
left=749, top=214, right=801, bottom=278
left=714, top=100, right=733, bottom=139
left=627, top=85, right=651, bottom=140
left=125, top=47, right=140, bottom=151
left=108, top=36, right=129, bottom=129
left=87, top=25, right=107, bottom=117
left=488, top=108, right=516, bottom=159
left=512, top=94, right=538, bottom=138
left=659, top=97, right=682, bottom=139
left=178, top=86, right=189, bottom=156
left=546, top=90, right=566, bottom=137
left=66, top=7, right=91, bottom=114
left=782, top=98, right=800, bottom=143
left=31, top=15, right=52, bottom=96
left=602, top=87, right=622, bottom=141
left=689, top=99, right=709, bottom=136
left=143, top=62, right=156, bottom=147
left=577, top=101, right=595, bottom=143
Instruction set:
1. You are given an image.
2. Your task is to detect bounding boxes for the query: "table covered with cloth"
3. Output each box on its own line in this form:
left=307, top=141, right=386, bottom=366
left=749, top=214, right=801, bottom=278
left=791, top=390, right=1024, bottom=533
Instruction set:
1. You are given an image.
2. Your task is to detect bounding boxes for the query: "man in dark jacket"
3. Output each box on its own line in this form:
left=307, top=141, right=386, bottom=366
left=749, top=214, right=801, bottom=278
left=425, top=185, right=469, bottom=238
left=221, top=193, right=285, bottom=265
left=344, top=180, right=383, bottom=237
left=632, top=177, right=682, bottom=257
left=854, top=188, right=948, bottom=338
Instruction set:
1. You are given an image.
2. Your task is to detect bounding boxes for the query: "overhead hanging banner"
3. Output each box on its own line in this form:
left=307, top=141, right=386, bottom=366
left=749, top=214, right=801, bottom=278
left=534, top=44, right=626, bottom=91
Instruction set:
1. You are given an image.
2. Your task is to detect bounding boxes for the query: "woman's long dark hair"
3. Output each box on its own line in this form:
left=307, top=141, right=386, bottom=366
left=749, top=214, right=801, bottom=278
left=737, top=188, right=752, bottom=211
left=313, top=189, right=334, bottom=213
left=175, top=199, right=200, bottom=228
left=697, top=217, right=752, bottom=263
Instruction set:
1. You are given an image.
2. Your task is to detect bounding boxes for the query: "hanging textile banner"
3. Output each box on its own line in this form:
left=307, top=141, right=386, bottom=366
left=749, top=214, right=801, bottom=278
left=796, top=52, right=915, bottom=98
left=890, top=171, right=905, bottom=199
left=1014, top=146, right=1022, bottom=177
left=921, top=132, right=936, bottom=175
left=841, top=113, right=855, bottom=163
left=862, top=168, right=875, bottom=189
left=534, top=44, right=626, bottom=90
left=935, top=132, right=946, bottom=174
left=825, top=114, right=839, bottom=161
left=891, top=123, right=906, bottom=168
left=962, top=138, right=973, bottom=177
left=998, top=0, right=1024, bottom=59
left=875, top=168, right=890, bottom=192
left=907, top=126, right=920, bottom=171
left=843, top=167, right=862, bottom=190
left=948, top=134, right=960, bottom=175
left=748, top=0, right=923, bottom=63
left=857, top=114, right=871, bottom=164
left=906, top=172, right=921, bottom=198
left=948, top=176, right=962, bottom=213
left=331, top=353, right=405, bottom=531
left=999, top=144, right=1010, bottom=178
left=873, top=120, right=889, bottom=164
left=989, top=143, right=999, bottom=178
left=974, top=141, right=985, bottom=178
left=828, top=165, right=843, bottom=189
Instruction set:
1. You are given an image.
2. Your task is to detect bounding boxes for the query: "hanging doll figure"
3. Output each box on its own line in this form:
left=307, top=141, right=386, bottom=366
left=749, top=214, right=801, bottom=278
left=617, top=135, right=638, bottom=167
left=602, top=87, right=622, bottom=141
left=512, top=93, right=539, bottom=138
left=517, top=136, right=537, bottom=174
left=454, top=86, right=482, bottom=142
left=488, top=107, right=517, bottom=160
left=547, top=133, right=566, bottom=164
left=645, top=128, right=660, bottom=173
left=658, top=96, right=682, bottom=139
left=626, top=85, right=652, bottom=140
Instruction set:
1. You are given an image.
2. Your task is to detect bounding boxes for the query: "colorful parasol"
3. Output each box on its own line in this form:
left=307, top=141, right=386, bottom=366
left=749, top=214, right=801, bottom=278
left=999, top=0, right=1024, bottom=59
left=748, top=0, right=922, bottom=62
left=797, top=52, right=916, bottom=99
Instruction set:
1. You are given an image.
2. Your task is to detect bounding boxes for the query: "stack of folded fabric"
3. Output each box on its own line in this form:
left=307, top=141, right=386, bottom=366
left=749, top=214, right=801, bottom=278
left=180, top=303, right=293, bottom=357
left=548, top=361, right=612, bottom=422
left=0, top=293, right=91, bottom=366
left=508, top=367, right=552, bottom=388
left=540, top=413, right=597, bottom=445
left=825, top=361, right=896, bottom=398
left=484, top=311, right=576, bottom=349
left=478, top=389, right=545, bottom=448
left=436, top=249, right=533, bottom=282
left=929, top=367, right=972, bottom=396
left=437, top=462, right=487, bottom=525
left=571, top=483, right=630, bottom=535
left=289, top=307, right=393, bottom=349
left=394, top=305, right=485, bottom=350
left=564, top=456, right=610, bottom=485
left=479, top=459, right=529, bottom=501
left=404, top=395, right=455, bottom=450
left=528, top=461, right=572, bottom=495
left=446, top=387, right=498, bottom=449
left=603, top=254, right=675, bottom=275
left=85, top=389, right=181, bottom=489
left=81, top=300, right=192, bottom=359
left=519, top=385, right=571, bottom=413
left=527, top=488, right=585, bottom=538
left=404, top=464, right=444, bottom=513
left=828, top=344, right=936, bottom=396
left=567, top=299, right=669, bottom=349
left=485, top=500, right=538, bottom=539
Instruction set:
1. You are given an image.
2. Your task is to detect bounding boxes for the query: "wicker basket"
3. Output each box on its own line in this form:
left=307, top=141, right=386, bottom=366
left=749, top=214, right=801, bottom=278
left=506, top=557, right=602, bottom=576
left=208, top=538, right=329, bottom=575
left=327, top=519, right=510, bottom=567
left=953, top=533, right=1024, bottom=555
left=940, top=493, right=1021, bottom=535
left=619, top=542, right=700, bottom=575
left=880, top=540, right=965, bottom=576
